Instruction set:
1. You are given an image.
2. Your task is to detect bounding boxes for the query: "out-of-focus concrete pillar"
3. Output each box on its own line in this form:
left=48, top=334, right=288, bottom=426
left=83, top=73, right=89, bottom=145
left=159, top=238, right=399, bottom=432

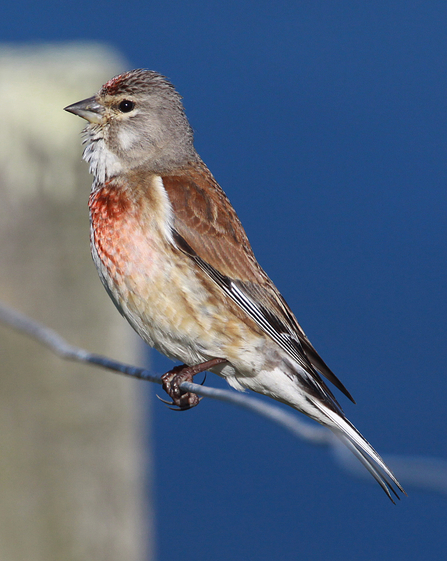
left=0, top=44, right=153, bottom=561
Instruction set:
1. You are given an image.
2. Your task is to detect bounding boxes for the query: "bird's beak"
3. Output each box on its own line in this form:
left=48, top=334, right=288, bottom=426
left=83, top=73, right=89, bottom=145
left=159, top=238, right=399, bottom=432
left=64, top=96, right=103, bottom=124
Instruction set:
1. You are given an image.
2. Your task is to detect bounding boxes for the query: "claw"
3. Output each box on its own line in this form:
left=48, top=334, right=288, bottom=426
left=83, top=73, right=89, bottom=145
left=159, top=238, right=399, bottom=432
left=156, top=392, right=203, bottom=411
left=169, top=396, right=203, bottom=412
left=156, top=394, right=175, bottom=406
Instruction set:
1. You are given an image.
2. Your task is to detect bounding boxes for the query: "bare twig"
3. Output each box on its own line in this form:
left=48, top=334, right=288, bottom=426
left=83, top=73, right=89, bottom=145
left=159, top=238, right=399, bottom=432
left=1, top=300, right=446, bottom=496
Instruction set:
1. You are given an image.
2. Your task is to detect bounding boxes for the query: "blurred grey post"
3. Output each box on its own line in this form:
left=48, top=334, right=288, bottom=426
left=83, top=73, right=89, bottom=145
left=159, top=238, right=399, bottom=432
left=0, top=44, right=152, bottom=561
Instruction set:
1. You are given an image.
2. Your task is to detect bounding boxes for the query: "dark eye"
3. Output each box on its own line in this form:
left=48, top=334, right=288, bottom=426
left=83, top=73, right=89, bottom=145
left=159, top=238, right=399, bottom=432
left=118, top=99, right=135, bottom=113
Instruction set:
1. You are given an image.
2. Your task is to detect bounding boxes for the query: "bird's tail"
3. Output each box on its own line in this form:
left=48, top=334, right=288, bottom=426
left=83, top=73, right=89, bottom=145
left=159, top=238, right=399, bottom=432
left=310, top=399, right=406, bottom=502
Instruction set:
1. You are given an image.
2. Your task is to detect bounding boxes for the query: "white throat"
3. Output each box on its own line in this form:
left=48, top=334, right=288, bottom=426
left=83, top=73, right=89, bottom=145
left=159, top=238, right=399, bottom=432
left=82, top=125, right=124, bottom=185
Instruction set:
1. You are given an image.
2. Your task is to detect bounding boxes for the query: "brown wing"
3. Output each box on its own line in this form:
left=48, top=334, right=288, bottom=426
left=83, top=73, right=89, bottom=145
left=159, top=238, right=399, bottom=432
left=162, top=160, right=354, bottom=403
left=162, top=161, right=260, bottom=282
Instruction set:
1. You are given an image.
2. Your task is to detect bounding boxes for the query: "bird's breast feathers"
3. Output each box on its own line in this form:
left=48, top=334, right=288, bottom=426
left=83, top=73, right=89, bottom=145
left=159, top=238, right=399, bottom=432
left=88, top=174, right=178, bottom=317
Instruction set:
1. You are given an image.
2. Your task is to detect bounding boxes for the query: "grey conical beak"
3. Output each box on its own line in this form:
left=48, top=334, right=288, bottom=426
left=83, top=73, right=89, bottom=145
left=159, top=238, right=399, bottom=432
left=64, top=96, right=103, bottom=124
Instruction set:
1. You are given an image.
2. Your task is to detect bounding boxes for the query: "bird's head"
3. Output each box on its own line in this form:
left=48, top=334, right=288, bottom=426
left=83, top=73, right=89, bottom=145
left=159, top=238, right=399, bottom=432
left=64, top=69, right=197, bottom=181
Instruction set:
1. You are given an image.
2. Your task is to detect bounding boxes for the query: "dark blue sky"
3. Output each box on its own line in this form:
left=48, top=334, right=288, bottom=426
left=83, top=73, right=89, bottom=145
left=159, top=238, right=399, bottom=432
left=3, top=1, right=447, bottom=559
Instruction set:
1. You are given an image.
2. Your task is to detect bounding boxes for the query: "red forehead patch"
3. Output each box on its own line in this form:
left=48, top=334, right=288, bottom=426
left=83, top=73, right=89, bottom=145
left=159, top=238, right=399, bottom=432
left=103, top=74, right=126, bottom=95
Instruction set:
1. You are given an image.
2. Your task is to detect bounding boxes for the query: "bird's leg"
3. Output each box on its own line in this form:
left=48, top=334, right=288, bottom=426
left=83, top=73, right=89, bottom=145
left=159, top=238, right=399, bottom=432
left=161, top=358, right=228, bottom=410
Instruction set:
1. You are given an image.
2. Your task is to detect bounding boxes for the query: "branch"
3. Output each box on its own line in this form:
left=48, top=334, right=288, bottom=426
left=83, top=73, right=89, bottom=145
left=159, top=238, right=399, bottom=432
left=1, top=300, right=446, bottom=496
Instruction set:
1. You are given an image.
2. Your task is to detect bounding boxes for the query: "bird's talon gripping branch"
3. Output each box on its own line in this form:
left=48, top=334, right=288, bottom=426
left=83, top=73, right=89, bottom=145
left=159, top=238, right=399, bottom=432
left=161, top=365, right=199, bottom=410
left=160, top=358, right=227, bottom=411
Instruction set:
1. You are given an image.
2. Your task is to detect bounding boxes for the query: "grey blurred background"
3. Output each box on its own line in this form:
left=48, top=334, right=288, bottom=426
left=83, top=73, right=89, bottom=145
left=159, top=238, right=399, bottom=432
left=0, top=44, right=152, bottom=561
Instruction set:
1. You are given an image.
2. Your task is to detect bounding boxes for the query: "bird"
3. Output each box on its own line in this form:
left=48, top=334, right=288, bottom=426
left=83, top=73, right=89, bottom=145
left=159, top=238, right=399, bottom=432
left=65, top=69, right=404, bottom=501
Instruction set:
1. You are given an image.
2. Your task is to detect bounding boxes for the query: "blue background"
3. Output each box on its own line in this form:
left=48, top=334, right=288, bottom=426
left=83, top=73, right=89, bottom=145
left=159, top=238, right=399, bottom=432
left=3, top=1, right=446, bottom=559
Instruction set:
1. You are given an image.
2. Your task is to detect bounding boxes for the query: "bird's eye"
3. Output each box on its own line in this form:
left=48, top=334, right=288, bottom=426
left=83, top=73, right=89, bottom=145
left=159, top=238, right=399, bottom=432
left=118, top=99, right=135, bottom=113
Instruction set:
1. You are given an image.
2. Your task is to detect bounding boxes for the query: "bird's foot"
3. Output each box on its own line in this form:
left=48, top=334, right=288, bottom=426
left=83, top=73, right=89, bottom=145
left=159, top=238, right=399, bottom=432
left=160, top=364, right=200, bottom=410
left=159, top=358, right=227, bottom=411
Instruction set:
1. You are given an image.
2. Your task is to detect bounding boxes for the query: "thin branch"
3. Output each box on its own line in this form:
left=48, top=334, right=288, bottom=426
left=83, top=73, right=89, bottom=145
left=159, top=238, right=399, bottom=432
left=1, top=300, right=446, bottom=496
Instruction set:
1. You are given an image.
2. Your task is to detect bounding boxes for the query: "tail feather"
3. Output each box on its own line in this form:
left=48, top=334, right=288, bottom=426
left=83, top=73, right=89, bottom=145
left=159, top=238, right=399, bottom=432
left=311, top=399, right=405, bottom=501
left=336, top=432, right=400, bottom=503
